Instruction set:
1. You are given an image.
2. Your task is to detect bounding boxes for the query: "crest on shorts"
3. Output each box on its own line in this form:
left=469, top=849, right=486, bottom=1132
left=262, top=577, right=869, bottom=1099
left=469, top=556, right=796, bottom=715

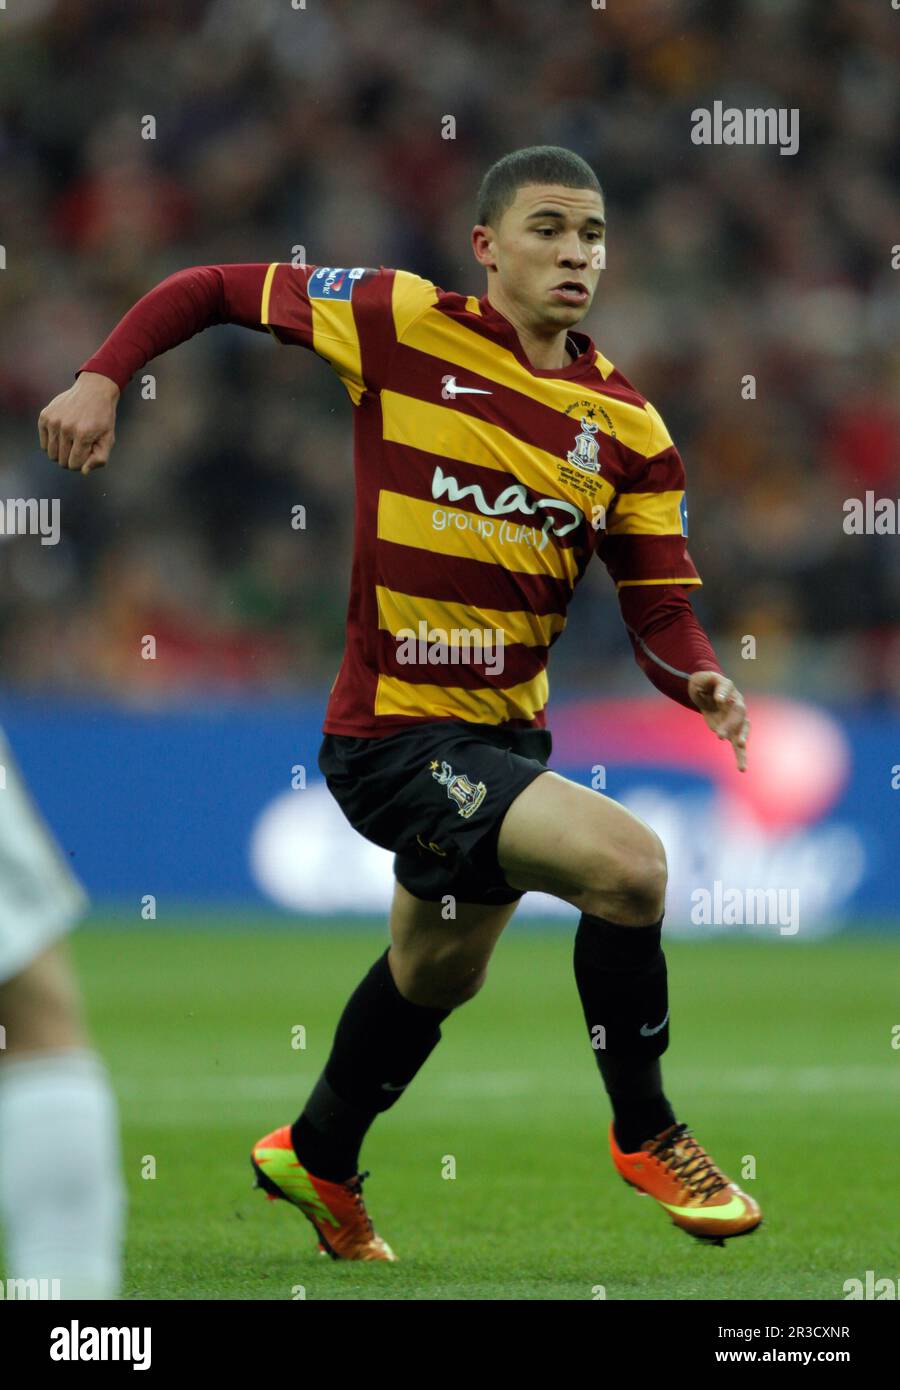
left=430, top=759, right=487, bottom=819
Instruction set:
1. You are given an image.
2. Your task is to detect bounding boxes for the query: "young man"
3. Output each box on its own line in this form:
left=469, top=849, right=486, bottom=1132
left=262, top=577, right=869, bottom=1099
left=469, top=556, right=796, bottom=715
left=0, top=731, right=125, bottom=1296
left=38, top=145, right=758, bottom=1262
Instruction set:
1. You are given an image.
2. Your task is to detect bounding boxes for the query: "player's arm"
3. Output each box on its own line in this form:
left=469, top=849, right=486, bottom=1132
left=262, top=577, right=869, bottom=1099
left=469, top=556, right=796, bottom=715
left=36, top=262, right=397, bottom=474
left=598, top=402, right=750, bottom=771
left=37, top=263, right=275, bottom=474
left=616, top=584, right=749, bottom=772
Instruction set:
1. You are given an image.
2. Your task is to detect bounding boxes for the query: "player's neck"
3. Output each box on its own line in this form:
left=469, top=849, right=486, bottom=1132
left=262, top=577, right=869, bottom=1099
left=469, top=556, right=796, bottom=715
left=485, top=287, right=577, bottom=370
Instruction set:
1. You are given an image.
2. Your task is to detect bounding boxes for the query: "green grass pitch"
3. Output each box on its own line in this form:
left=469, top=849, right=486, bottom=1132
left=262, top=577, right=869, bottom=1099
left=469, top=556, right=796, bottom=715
left=36, top=921, right=900, bottom=1299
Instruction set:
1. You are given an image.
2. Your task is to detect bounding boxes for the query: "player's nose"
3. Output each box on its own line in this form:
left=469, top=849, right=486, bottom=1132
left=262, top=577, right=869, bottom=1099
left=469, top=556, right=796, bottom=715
left=557, top=236, right=589, bottom=269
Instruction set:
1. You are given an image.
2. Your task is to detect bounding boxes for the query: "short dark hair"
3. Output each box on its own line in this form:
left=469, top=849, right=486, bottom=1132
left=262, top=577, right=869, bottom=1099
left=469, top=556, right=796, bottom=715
left=477, top=146, right=603, bottom=227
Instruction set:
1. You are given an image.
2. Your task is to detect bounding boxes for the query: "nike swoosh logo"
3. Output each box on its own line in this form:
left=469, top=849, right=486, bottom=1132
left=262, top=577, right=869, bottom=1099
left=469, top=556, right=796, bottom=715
left=381, top=1082, right=407, bottom=1092
left=640, top=1010, right=669, bottom=1037
left=441, top=375, right=492, bottom=400
left=658, top=1192, right=749, bottom=1221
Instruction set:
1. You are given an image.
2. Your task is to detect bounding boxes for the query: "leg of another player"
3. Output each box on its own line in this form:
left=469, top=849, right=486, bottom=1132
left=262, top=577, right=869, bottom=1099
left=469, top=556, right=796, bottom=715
left=290, top=885, right=517, bottom=1182
left=497, top=771, right=675, bottom=1151
left=0, top=942, right=126, bottom=1298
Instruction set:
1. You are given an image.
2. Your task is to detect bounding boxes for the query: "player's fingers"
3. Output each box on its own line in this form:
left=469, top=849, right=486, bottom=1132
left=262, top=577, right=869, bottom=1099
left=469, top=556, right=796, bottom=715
left=68, top=430, right=105, bottom=475
left=731, top=718, right=750, bottom=771
left=67, top=433, right=92, bottom=473
left=695, top=675, right=734, bottom=713
left=37, top=412, right=49, bottom=452
left=44, top=422, right=60, bottom=461
left=82, top=429, right=113, bottom=474
left=56, top=427, right=76, bottom=470
left=713, top=677, right=736, bottom=706
left=721, top=700, right=747, bottom=738
left=711, top=703, right=747, bottom=744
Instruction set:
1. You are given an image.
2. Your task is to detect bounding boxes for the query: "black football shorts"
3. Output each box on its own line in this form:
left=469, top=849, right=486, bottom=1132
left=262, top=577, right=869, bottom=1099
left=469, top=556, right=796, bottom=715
left=318, top=720, right=553, bottom=907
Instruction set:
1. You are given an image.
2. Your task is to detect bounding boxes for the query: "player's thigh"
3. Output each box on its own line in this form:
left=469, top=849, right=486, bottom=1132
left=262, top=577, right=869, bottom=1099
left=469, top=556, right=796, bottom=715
left=0, top=940, right=87, bottom=1055
left=388, top=880, right=517, bottom=1007
left=496, top=770, right=667, bottom=915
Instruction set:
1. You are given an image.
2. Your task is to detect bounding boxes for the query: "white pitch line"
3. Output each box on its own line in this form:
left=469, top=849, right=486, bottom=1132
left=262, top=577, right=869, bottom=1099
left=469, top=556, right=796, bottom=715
left=111, top=1065, right=900, bottom=1110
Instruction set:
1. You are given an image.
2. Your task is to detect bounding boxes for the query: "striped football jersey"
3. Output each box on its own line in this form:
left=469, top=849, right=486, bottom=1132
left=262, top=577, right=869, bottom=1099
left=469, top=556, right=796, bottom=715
left=258, top=263, right=701, bottom=735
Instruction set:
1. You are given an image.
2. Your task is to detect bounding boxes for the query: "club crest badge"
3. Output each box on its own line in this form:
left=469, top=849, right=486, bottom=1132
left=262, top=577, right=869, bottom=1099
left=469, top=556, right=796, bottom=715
left=430, top=759, right=487, bottom=819
left=567, top=416, right=601, bottom=473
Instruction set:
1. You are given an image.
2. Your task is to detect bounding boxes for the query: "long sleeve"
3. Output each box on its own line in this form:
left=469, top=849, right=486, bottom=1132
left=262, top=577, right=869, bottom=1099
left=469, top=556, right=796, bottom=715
left=75, top=264, right=274, bottom=392
left=617, top=583, right=723, bottom=710
left=597, top=397, right=723, bottom=710
left=75, top=261, right=401, bottom=402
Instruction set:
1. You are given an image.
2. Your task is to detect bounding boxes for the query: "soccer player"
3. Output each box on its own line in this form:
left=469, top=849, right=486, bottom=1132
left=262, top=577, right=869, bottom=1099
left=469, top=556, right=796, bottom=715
left=0, top=731, right=125, bottom=1296
left=38, top=145, right=759, bottom=1261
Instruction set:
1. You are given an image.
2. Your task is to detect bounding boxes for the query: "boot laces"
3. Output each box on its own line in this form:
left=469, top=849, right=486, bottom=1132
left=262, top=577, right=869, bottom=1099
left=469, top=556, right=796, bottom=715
left=649, top=1124, right=728, bottom=1200
left=344, top=1169, right=374, bottom=1237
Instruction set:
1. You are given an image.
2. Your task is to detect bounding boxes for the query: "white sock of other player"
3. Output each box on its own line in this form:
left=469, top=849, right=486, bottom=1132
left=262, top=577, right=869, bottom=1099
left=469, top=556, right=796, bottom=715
left=0, top=1047, right=126, bottom=1298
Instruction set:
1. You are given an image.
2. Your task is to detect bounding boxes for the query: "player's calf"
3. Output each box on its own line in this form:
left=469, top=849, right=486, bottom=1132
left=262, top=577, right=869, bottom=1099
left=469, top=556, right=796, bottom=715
left=497, top=770, right=677, bottom=1151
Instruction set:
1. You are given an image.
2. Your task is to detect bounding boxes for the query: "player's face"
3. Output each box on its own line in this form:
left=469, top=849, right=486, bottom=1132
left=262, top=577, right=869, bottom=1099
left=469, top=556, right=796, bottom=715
left=475, top=183, right=606, bottom=330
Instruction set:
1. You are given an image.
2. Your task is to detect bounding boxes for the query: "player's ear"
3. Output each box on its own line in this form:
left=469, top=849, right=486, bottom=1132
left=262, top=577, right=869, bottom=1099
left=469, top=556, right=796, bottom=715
left=471, top=225, right=497, bottom=271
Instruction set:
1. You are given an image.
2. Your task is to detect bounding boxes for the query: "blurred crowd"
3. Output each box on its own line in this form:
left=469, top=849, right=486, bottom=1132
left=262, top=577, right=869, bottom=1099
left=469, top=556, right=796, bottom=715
left=1, top=0, right=898, bottom=708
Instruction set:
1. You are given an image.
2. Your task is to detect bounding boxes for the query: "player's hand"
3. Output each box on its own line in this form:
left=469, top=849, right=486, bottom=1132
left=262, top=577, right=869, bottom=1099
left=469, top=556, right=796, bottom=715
left=688, top=671, right=750, bottom=773
left=37, top=371, right=120, bottom=475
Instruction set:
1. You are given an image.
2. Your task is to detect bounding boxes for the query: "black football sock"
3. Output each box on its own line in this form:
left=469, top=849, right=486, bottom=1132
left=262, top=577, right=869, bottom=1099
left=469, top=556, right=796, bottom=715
left=291, top=947, right=451, bottom=1182
left=573, top=911, right=676, bottom=1153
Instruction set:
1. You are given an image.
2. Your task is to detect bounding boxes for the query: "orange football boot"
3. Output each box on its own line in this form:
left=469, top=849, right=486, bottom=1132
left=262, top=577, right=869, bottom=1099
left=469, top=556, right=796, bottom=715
left=610, top=1121, right=762, bottom=1245
left=251, top=1124, right=397, bottom=1261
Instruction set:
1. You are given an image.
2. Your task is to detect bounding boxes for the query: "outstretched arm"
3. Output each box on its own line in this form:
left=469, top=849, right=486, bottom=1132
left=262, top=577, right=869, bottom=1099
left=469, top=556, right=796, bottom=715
left=36, top=264, right=273, bottom=474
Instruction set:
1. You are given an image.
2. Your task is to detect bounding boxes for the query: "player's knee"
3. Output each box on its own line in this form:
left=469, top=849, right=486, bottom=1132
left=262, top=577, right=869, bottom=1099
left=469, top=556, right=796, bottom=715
left=442, top=962, right=488, bottom=1008
left=584, top=829, right=668, bottom=922
left=397, top=955, right=488, bottom=1010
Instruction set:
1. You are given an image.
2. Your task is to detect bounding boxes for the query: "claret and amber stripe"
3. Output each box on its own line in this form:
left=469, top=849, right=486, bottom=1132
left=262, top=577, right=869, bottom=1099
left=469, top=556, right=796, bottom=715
left=400, top=309, right=653, bottom=454
left=375, top=586, right=566, bottom=648
left=376, top=490, right=581, bottom=585
left=251, top=264, right=705, bottom=733
left=74, top=260, right=718, bottom=734
left=375, top=541, right=575, bottom=618
left=373, top=668, right=550, bottom=725
left=376, top=629, right=549, bottom=691
left=606, top=490, right=686, bottom=535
